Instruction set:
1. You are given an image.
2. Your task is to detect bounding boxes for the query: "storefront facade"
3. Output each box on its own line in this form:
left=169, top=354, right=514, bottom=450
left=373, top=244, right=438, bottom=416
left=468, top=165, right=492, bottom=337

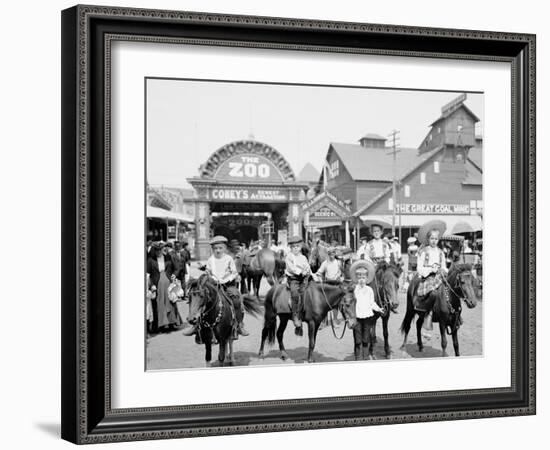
left=188, top=140, right=308, bottom=260
left=302, top=190, right=352, bottom=246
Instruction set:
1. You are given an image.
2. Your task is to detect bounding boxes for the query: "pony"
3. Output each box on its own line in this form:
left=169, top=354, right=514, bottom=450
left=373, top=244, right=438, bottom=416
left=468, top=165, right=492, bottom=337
left=399, top=264, right=478, bottom=357
left=245, top=248, right=284, bottom=297
left=308, top=241, right=329, bottom=273
left=186, top=274, right=262, bottom=367
left=367, top=261, right=402, bottom=359
left=258, top=280, right=357, bottom=363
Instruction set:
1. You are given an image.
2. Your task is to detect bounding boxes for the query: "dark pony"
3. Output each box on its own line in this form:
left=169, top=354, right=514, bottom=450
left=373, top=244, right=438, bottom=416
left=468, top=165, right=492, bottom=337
left=259, top=280, right=357, bottom=363
left=186, top=274, right=262, bottom=366
left=368, top=261, right=402, bottom=359
left=399, top=263, right=478, bottom=357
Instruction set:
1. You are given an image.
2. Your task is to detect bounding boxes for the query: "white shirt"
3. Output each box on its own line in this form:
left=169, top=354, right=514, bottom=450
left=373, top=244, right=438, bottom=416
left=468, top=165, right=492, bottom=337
left=206, top=254, right=237, bottom=283
left=285, top=252, right=311, bottom=277
left=315, top=259, right=342, bottom=281
left=417, top=246, right=448, bottom=278
left=356, top=243, right=368, bottom=259
left=354, top=284, right=382, bottom=318
left=368, top=239, right=390, bottom=262
left=157, top=256, right=165, bottom=273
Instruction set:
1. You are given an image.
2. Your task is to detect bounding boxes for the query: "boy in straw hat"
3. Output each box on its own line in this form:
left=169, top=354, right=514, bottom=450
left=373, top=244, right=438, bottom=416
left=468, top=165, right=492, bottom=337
left=182, top=235, right=249, bottom=337
left=285, top=235, right=312, bottom=334
left=366, top=223, right=391, bottom=264
left=350, top=260, right=384, bottom=360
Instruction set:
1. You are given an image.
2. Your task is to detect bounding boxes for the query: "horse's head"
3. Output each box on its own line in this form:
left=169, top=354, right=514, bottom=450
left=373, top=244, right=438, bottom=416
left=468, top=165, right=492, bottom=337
left=449, top=264, right=478, bottom=309
left=374, top=262, right=401, bottom=311
left=186, top=275, right=215, bottom=325
left=338, top=280, right=357, bottom=329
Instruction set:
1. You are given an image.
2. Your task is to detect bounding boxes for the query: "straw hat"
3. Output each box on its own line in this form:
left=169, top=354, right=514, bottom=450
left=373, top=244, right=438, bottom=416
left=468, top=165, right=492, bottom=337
left=417, top=219, right=447, bottom=245
left=288, top=235, right=303, bottom=245
left=349, top=259, right=375, bottom=284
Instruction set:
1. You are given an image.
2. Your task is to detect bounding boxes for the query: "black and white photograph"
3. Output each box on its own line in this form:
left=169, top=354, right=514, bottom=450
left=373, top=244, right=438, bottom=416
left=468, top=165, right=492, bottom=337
left=145, top=79, right=484, bottom=370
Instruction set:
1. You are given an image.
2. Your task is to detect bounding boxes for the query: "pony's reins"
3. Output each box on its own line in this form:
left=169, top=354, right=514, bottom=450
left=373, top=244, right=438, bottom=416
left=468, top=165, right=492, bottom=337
left=372, top=273, right=391, bottom=315
left=319, top=282, right=347, bottom=340
left=439, top=271, right=464, bottom=335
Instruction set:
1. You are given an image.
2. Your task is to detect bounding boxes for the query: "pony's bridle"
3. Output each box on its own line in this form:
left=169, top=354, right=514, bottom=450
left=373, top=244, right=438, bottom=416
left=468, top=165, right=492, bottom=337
left=439, top=270, right=473, bottom=334
left=319, top=282, right=350, bottom=340
left=189, top=283, right=224, bottom=329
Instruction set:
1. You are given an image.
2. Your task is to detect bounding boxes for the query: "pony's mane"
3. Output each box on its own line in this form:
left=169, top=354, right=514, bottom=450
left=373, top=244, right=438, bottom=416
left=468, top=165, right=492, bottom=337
left=188, top=273, right=216, bottom=292
left=376, top=261, right=402, bottom=279
left=447, top=263, right=473, bottom=285
left=449, top=263, right=473, bottom=274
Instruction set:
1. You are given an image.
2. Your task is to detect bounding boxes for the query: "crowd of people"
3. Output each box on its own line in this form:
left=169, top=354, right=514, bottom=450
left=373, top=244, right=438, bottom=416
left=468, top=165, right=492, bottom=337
left=146, top=222, right=482, bottom=361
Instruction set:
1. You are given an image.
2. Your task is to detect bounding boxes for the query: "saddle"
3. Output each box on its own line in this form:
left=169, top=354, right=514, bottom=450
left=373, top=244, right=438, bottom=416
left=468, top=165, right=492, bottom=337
left=410, top=276, right=435, bottom=312
left=272, top=284, right=292, bottom=314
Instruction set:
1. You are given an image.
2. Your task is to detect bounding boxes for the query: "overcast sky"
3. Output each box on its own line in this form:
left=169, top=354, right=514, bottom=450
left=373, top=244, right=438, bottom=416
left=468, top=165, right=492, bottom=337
left=146, top=79, right=483, bottom=188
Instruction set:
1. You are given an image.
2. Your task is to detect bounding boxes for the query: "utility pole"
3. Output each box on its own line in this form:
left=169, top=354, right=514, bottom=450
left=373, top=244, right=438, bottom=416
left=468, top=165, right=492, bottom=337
left=387, top=130, right=401, bottom=236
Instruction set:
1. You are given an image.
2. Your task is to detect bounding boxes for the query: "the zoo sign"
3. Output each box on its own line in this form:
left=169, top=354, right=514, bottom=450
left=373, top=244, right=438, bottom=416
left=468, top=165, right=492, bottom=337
left=213, top=154, right=284, bottom=183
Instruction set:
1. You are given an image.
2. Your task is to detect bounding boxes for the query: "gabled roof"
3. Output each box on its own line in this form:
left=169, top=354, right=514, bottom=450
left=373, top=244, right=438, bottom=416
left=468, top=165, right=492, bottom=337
left=302, top=190, right=351, bottom=217
left=329, top=142, right=440, bottom=182
left=352, top=146, right=445, bottom=217
left=430, top=103, right=480, bottom=126
left=297, top=162, right=320, bottom=183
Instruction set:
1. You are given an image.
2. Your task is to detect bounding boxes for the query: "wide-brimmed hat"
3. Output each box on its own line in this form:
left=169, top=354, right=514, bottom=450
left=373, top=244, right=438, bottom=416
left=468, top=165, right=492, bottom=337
left=418, top=219, right=447, bottom=245
left=349, top=259, right=375, bottom=284
left=209, top=235, right=228, bottom=246
left=288, top=235, right=303, bottom=245
left=152, top=240, right=165, bottom=250
left=407, top=237, right=417, bottom=244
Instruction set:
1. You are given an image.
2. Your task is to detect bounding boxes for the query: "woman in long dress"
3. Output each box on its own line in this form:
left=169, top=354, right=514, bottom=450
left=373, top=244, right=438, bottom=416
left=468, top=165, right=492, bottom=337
left=146, top=242, right=183, bottom=333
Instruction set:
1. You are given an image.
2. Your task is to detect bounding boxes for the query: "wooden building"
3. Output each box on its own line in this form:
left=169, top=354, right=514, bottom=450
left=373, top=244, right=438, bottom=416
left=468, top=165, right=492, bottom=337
left=317, top=94, right=483, bottom=250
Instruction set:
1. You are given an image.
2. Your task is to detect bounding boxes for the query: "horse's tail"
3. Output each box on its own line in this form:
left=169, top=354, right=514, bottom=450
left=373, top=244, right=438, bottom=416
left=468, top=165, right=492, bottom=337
left=399, top=285, right=416, bottom=335
left=263, top=286, right=277, bottom=345
left=242, top=294, right=263, bottom=318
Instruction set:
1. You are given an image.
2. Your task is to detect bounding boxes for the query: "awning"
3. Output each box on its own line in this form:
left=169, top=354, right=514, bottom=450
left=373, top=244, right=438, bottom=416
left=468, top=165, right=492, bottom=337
left=359, top=214, right=482, bottom=233
left=147, top=205, right=194, bottom=223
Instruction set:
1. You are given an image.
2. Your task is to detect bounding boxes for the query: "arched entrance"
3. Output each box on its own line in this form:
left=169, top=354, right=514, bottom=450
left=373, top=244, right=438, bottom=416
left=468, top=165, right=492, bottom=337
left=213, top=224, right=258, bottom=244
left=188, top=140, right=308, bottom=259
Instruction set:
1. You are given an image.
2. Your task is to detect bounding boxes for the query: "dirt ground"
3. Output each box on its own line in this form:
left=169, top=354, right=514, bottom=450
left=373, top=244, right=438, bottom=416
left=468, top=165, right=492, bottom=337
left=146, top=265, right=483, bottom=370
